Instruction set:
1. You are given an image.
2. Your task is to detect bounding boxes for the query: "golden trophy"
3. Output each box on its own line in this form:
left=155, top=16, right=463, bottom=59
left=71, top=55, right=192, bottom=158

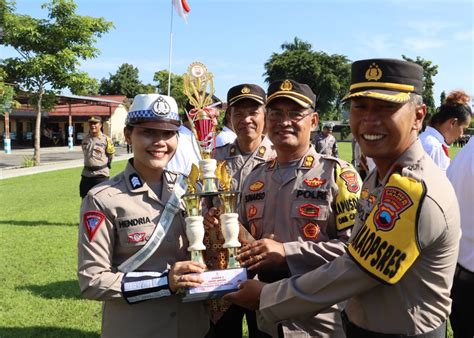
left=181, top=62, right=247, bottom=302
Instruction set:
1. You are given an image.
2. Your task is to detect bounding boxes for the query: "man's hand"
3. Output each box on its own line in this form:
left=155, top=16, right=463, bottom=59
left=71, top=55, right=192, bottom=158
left=223, top=279, right=265, bottom=310
left=203, top=207, right=221, bottom=230
left=237, top=238, right=286, bottom=272
left=168, top=261, right=206, bottom=293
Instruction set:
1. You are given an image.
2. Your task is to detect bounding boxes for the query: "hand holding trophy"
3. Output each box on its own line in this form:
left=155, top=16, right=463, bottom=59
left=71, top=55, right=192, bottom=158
left=181, top=62, right=247, bottom=302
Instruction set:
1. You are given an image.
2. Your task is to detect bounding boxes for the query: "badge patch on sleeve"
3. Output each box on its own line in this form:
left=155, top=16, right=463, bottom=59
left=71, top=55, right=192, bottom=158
left=340, top=171, right=360, bottom=193
left=335, top=166, right=362, bottom=231
left=84, top=211, right=106, bottom=241
left=347, top=173, right=425, bottom=284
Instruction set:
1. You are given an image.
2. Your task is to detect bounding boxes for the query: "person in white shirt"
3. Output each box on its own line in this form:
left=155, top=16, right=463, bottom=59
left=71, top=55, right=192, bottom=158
left=419, top=90, right=472, bottom=174
left=447, top=136, right=474, bottom=338
left=215, top=109, right=237, bottom=147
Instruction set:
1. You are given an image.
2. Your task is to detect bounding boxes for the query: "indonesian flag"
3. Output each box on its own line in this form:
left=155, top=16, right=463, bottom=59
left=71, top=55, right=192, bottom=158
left=172, top=0, right=191, bottom=23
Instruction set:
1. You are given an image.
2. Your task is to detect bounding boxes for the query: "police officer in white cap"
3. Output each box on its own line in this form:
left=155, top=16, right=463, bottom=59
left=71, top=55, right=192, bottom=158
left=77, top=94, right=210, bottom=338
left=313, top=122, right=339, bottom=157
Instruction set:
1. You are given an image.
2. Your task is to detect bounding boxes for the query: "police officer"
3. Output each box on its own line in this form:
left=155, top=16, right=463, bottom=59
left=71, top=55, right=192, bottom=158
left=313, top=122, right=339, bottom=157
left=79, top=116, right=115, bottom=198
left=222, top=79, right=361, bottom=337
left=225, top=59, right=460, bottom=338
left=77, top=94, right=209, bottom=338
left=205, top=84, right=275, bottom=338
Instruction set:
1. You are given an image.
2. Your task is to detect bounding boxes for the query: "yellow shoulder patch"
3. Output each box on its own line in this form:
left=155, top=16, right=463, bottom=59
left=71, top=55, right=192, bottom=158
left=348, top=173, right=425, bottom=284
left=335, top=165, right=362, bottom=231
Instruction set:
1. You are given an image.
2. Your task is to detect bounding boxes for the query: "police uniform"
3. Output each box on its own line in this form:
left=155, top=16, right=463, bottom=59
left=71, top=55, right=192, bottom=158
left=313, top=124, right=338, bottom=157
left=256, top=59, right=460, bottom=337
left=77, top=94, right=209, bottom=338
left=80, top=116, right=115, bottom=198
left=240, top=145, right=360, bottom=337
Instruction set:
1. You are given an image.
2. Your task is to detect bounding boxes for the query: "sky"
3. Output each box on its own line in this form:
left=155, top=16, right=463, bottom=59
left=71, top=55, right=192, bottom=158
left=2, top=0, right=473, bottom=106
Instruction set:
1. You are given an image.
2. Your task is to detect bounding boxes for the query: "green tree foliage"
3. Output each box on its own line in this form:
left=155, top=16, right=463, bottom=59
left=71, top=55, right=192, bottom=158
left=153, top=70, right=188, bottom=113
left=440, top=90, right=446, bottom=105
left=402, top=55, right=438, bottom=117
left=99, top=63, right=151, bottom=97
left=264, top=37, right=351, bottom=120
left=1, top=0, right=112, bottom=164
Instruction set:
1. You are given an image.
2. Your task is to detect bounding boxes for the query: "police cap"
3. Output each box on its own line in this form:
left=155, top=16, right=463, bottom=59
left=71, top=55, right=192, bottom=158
left=126, top=94, right=181, bottom=131
left=227, top=84, right=266, bottom=107
left=267, top=79, right=316, bottom=109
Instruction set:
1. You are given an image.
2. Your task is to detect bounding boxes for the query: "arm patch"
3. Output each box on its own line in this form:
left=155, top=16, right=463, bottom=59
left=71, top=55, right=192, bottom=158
left=335, top=165, right=362, bottom=231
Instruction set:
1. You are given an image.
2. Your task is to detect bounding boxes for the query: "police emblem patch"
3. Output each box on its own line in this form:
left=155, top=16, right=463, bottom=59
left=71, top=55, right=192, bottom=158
left=247, top=205, right=258, bottom=218
left=374, top=187, right=413, bottom=231
left=249, top=181, right=264, bottom=192
left=152, top=96, right=172, bottom=116
left=299, top=203, right=320, bottom=217
left=84, top=211, right=106, bottom=241
left=302, top=222, right=320, bottom=239
left=241, top=86, right=251, bottom=94
left=280, top=80, right=293, bottom=91
left=365, top=63, right=383, bottom=81
left=304, top=177, right=326, bottom=188
left=340, top=171, right=360, bottom=193
left=129, top=174, right=143, bottom=189
left=128, top=232, right=147, bottom=243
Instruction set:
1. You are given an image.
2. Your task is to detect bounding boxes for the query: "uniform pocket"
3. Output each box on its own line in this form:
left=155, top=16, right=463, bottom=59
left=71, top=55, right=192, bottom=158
left=290, top=201, right=329, bottom=242
left=116, top=215, right=155, bottom=247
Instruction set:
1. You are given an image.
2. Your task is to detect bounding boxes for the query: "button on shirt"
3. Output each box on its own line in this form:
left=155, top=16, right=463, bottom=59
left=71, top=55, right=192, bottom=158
left=419, top=126, right=450, bottom=174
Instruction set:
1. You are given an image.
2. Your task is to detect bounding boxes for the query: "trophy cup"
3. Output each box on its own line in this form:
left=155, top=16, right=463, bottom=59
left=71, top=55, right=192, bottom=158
left=181, top=62, right=247, bottom=302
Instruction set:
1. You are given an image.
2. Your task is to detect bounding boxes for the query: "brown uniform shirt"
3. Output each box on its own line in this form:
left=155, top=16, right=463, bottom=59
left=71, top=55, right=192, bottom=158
left=81, top=133, right=115, bottom=177
left=313, top=132, right=338, bottom=157
left=259, top=140, right=461, bottom=335
left=240, top=145, right=361, bottom=337
left=77, top=161, right=209, bottom=338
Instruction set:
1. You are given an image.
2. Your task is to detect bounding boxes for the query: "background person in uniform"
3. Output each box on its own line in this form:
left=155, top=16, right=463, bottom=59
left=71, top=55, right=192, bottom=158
left=224, top=59, right=460, bottom=338
left=205, top=83, right=275, bottom=338
left=313, top=122, right=339, bottom=157
left=215, top=108, right=237, bottom=147
left=447, top=135, right=474, bottom=338
left=79, top=116, right=115, bottom=198
left=77, top=94, right=209, bottom=338
left=208, top=79, right=361, bottom=337
left=419, top=90, right=472, bottom=174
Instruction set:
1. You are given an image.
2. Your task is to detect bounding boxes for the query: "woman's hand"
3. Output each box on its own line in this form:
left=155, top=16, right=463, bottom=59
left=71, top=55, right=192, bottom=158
left=168, top=261, right=206, bottom=293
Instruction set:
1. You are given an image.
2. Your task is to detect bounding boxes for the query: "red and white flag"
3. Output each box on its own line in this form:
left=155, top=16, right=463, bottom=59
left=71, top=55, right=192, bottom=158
left=172, top=0, right=191, bottom=23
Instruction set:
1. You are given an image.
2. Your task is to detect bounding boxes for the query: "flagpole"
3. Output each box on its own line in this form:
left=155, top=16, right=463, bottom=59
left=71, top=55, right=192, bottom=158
left=167, top=0, right=174, bottom=96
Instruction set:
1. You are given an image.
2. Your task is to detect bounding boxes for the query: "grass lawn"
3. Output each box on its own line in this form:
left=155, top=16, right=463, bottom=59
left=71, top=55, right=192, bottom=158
left=0, top=144, right=460, bottom=337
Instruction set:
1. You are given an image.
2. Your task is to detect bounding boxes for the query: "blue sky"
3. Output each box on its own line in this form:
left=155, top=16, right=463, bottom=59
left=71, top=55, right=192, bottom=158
left=3, top=0, right=473, bottom=106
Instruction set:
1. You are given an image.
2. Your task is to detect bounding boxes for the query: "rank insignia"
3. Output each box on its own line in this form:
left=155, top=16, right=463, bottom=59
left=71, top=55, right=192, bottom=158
left=302, top=222, right=320, bottom=239
left=247, top=205, right=257, bottom=218
left=129, top=174, right=143, bottom=189
left=249, top=181, right=264, bottom=192
left=257, top=146, right=266, bottom=157
left=374, top=187, right=413, bottom=231
left=302, top=155, right=314, bottom=168
left=361, top=188, right=369, bottom=200
left=365, top=62, right=383, bottom=81
left=250, top=221, right=257, bottom=238
left=304, top=177, right=326, bottom=188
left=340, top=171, right=360, bottom=193
left=299, top=203, right=321, bottom=217
left=84, top=211, right=106, bottom=241
left=230, top=146, right=237, bottom=156
left=128, top=232, right=146, bottom=243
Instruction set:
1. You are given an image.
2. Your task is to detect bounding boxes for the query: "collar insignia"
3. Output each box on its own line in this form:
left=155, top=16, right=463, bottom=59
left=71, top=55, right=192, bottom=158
left=230, top=146, right=236, bottom=156
left=365, top=63, right=383, bottom=81
left=302, top=155, right=314, bottom=168
left=129, top=174, right=143, bottom=189
left=257, top=146, right=266, bottom=157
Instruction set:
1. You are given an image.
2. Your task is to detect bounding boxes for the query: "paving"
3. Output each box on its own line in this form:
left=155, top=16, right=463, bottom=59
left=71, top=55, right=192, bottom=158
left=0, top=145, right=133, bottom=180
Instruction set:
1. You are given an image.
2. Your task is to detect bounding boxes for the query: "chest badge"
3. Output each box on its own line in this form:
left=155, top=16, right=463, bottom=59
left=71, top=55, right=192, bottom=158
left=302, top=222, right=320, bottom=239
left=304, top=177, right=326, bottom=188
left=299, top=203, right=321, bottom=217
left=249, top=181, right=264, bottom=192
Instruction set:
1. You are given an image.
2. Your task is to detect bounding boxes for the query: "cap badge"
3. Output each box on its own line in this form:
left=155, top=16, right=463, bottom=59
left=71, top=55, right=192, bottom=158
left=365, top=63, right=383, bottom=81
left=280, top=80, right=293, bottom=91
left=241, top=86, right=251, bottom=94
left=152, top=96, right=171, bottom=116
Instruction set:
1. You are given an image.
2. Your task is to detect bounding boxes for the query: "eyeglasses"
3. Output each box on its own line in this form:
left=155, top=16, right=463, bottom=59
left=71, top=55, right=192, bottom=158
left=267, top=108, right=313, bottom=122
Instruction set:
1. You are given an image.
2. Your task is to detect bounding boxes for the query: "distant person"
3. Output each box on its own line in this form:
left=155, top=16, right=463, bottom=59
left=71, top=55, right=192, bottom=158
left=215, top=108, right=237, bottom=147
left=419, top=90, right=472, bottom=174
left=447, top=136, right=474, bottom=338
left=79, top=116, right=115, bottom=198
left=352, top=138, right=375, bottom=180
left=313, top=122, right=338, bottom=157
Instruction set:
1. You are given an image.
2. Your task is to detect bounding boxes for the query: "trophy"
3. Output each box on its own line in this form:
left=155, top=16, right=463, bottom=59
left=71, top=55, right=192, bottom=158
left=181, top=62, right=247, bottom=302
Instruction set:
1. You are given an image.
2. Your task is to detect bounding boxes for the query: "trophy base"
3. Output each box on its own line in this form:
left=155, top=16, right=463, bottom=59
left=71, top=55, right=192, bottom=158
left=182, top=267, right=247, bottom=303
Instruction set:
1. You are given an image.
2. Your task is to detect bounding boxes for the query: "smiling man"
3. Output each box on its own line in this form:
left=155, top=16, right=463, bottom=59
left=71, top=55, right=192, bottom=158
left=224, top=59, right=461, bottom=338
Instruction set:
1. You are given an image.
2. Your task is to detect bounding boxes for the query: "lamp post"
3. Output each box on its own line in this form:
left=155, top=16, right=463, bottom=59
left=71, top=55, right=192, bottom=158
left=4, top=101, right=12, bottom=154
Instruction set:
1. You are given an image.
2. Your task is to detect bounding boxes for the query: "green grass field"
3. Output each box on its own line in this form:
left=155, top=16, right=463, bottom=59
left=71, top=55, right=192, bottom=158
left=0, top=143, right=459, bottom=337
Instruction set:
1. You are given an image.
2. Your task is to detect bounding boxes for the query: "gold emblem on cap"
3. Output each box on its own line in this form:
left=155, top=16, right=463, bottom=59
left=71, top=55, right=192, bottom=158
left=241, top=86, right=251, bottom=94
left=365, top=63, right=383, bottom=81
left=280, top=80, right=293, bottom=91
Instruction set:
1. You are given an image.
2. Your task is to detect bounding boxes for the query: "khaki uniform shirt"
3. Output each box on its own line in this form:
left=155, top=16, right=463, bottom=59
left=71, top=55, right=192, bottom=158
left=258, top=140, right=461, bottom=335
left=240, top=146, right=361, bottom=337
left=77, top=161, right=209, bottom=338
left=81, top=133, right=115, bottom=178
left=313, top=132, right=338, bottom=157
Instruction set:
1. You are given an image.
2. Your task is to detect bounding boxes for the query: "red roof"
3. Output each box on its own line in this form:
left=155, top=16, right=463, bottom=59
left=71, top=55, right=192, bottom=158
left=49, top=95, right=127, bottom=117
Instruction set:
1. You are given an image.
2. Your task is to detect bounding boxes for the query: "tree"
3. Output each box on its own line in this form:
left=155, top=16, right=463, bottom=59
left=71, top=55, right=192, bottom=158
left=264, top=37, right=351, bottom=120
left=153, top=70, right=188, bottom=113
left=402, top=55, right=438, bottom=117
left=99, top=63, right=150, bottom=97
left=1, top=0, right=112, bottom=164
left=440, top=90, right=446, bottom=105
